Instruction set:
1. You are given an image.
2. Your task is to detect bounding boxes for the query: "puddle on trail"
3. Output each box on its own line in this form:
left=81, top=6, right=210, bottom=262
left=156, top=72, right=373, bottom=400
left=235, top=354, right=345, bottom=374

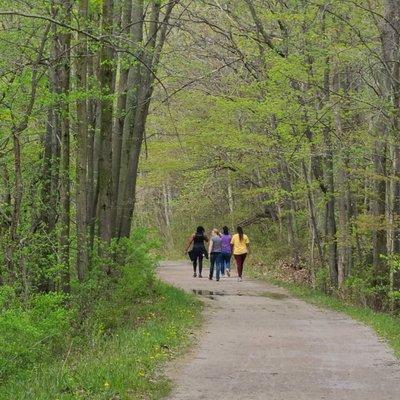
left=259, top=291, right=289, bottom=300
left=192, top=289, right=289, bottom=300
left=192, top=290, right=225, bottom=297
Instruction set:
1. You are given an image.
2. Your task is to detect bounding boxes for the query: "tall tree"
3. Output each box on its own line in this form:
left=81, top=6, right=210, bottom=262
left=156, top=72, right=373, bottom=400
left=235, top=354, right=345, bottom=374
left=98, top=0, right=115, bottom=244
left=75, top=0, right=89, bottom=279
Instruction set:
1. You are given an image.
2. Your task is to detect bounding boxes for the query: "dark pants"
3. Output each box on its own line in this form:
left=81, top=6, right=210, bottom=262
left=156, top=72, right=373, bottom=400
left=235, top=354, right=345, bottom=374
left=209, top=252, right=222, bottom=280
left=193, top=254, right=203, bottom=275
left=234, top=253, right=247, bottom=278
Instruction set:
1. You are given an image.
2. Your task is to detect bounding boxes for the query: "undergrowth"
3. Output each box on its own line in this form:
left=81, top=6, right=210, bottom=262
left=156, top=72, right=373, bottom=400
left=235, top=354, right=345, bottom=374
left=0, top=230, right=201, bottom=399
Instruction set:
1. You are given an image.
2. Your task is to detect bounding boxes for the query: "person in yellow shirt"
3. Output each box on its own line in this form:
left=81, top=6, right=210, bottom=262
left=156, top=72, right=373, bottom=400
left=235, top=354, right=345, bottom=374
left=230, top=226, right=250, bottom=281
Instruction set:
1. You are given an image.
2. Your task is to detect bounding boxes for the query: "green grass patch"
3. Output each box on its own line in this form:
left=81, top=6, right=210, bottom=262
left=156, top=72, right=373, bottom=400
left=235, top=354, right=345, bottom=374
left=250, top=268, right=400, bottom=359
left=0, top=281, right=201, bottom=400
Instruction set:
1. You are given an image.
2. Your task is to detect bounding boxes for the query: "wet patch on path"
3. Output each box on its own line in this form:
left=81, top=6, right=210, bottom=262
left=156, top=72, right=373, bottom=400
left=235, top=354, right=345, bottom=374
left=192, top=289, right=289, bottom=300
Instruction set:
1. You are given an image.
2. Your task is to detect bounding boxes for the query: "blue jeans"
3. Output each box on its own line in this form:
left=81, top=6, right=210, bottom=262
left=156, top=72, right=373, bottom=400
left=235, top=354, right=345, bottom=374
left=220, top=252, right=231, bottom=275
left=209, top=252, right=223, bottom=280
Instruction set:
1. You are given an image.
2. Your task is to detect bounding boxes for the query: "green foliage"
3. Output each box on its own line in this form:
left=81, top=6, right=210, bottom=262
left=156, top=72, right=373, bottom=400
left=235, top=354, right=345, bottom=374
left=0, top=290, right=72, bottom=380
left=0, top=230, right=200, bottom=398
left=315, top=267, right=330, bottom=293
left=0, top=282, right=200, bottom=400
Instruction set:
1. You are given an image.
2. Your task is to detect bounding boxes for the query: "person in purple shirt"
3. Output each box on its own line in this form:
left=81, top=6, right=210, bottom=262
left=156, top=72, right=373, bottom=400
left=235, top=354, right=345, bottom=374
left=220, top=226, right=232, bottom=277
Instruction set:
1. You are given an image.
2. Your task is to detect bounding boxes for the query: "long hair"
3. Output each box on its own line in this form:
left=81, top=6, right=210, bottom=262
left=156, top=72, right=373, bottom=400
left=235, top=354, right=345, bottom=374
left=237, top=226, right=244, bottom=241
left=196, top=226, right=205, bottom=235
left=223, top=226, right=229, bottom=235
left=212, top=228, right=220, bottom=236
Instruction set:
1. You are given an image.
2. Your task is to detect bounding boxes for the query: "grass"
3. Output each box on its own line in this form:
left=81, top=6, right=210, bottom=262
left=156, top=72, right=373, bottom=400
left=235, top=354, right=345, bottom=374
left=0, top=281, right=201, bottom=400
left=250, top=267, right=400, bottom=359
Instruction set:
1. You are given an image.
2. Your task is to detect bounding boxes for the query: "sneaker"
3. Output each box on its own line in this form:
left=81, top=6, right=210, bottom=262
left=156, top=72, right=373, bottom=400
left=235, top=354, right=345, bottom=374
left=239, top=277, right=243, bottom=282
left=193, top=273, right=197, bottom=278
left=199, top=274, right=203, bottom=278
left=227, top=270, right=230, bottom=277
left=209, top=276, right=213, bottom=280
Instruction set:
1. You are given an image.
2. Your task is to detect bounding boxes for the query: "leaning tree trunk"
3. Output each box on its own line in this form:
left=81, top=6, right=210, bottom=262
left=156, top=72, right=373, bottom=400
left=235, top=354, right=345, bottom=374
left=117, top=1, right=177, bottom=238
left=6, top=18, right=52, bottom=288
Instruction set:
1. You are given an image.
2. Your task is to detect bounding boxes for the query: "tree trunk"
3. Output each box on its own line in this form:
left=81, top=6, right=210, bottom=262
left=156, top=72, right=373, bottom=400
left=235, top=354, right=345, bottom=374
left=111, top=0, right=133, bottom=236
left=55, top=0, right=72, bottom=293
left=98, top=0, right=115, bottom=244
left=372, top=134, right=388, bottom=277
left=75, top=0, right=89, bottom=280
left=322, top=54, right=338, bottom=287
left=382, top=0, right=400, bottom=295
left=116, top=0, right=145, bottom=236
left=118, top=3, right=158, bottom=238
left=279, top=159, right=299, bottom=260
left=332, top=65, right=351, bottom=290
left=116, top=1, right=177, bottom=238
left=301, top=159, right=324, bottom=266
left=87, top=52, right=100, bottom=252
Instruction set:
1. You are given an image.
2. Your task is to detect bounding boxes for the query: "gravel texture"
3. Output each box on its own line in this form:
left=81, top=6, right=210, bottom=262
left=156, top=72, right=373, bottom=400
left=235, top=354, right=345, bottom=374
left=158, top=261, right=400, bottom=400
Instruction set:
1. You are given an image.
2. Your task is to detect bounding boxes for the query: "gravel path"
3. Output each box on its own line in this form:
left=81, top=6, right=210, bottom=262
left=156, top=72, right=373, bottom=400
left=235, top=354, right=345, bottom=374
left=158, top=261, right=400, bottom=400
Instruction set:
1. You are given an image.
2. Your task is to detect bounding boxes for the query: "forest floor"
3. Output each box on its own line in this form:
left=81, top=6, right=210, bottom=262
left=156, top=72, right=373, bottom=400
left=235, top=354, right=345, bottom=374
left=158, top=261, right=400, bottom=400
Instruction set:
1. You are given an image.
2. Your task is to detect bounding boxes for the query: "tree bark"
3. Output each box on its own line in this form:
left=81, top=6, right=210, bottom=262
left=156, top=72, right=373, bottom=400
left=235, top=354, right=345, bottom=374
left=98, top=0, right=115, bottom=244
left=332, top=65, right=351, bottom=290
left=301, top=159, right=324, bottom=266
left=87, top=51, right=100, bottom=252
left=111, top=0, right=133, bottom=235
left=54, top=0, right=72, bottom=293
left=116, top=0, right=145, bottom=236
left=75, top=0, right=89, bottom=280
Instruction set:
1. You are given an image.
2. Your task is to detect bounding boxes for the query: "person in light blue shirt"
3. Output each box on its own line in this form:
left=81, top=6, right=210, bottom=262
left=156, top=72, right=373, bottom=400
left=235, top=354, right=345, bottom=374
left=208, top=228, right=223, bottom=281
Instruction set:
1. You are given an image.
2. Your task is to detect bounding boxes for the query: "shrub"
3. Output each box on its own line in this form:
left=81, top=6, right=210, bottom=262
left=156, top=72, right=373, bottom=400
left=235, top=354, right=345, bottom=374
left=0, top=291, right=72, bottom=380
left=89, top=230, right=160, bottom=332
left=0, top=228, right=160, bottom=384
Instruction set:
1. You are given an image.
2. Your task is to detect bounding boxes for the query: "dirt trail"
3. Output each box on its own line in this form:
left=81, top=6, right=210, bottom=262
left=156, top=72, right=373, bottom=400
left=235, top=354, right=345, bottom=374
left=158, top=261, right=400, bottom=400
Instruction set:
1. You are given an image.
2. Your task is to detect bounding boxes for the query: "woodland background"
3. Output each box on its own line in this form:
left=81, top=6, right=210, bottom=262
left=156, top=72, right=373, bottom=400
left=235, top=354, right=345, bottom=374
left=1, top=0, right=400, bottom=397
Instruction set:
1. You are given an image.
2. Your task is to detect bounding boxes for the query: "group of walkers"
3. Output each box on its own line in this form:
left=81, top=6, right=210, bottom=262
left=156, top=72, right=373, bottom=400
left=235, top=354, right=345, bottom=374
left=185, top=226, right=250, bottom=282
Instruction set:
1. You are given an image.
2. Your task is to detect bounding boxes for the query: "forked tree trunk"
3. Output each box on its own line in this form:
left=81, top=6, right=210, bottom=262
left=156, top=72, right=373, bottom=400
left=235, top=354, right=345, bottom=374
left=117, top=1, right=176, bottom=238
